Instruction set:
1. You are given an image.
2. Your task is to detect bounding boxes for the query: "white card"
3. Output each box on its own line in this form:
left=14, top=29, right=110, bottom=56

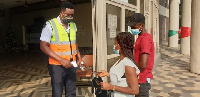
left=71, top=61, right=78, bottom=67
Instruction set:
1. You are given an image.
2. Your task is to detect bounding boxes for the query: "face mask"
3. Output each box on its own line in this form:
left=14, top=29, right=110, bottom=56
left=130, top=29, right=140, bottom=35
left=113, top=45, right=119, bottom=54
left=63, top=19, right=73, bottom=25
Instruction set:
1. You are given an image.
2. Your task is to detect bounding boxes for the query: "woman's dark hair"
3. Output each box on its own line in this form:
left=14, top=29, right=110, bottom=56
left=116, top=32, right=134, bottom=61
left=60, top=2, right=74, bottom=11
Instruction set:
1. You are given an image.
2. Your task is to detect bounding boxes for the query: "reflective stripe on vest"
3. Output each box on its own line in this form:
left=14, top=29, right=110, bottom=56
left=48, top=18, right=77, bottom=65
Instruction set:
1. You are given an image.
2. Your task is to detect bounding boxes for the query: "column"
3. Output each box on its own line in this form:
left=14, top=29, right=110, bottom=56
left=180, top=0, right=191, bottom=54
left=137, top=0, right=140, bottom=13
left=150, top=1, right=153, bottom=37
left=168, top=0, right=180, bottom=47
left=96, top=0, right=107, bottom=80
left=190, top=0, right=200, bottom=74
left=91, top=0, right=97, bottom=76
left=22, top=25, right=28, bottom=50
left=120, top=7, right=125, bottom=32
left=135, top=0, right=140, bottom=40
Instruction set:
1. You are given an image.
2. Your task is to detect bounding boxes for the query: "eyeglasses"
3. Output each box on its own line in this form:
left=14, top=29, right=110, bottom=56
left=64, top=13, right=74, bottom=18
left=65, top=16, right=73, bottom=19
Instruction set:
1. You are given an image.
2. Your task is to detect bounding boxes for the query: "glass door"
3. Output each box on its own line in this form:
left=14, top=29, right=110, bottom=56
left=106, top=3, right=121, bottom=71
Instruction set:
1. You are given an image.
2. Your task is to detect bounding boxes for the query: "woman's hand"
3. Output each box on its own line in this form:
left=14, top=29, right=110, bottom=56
left=100, top=82, right=113, bottom=90
left=97, top=70, right=110, bottom=77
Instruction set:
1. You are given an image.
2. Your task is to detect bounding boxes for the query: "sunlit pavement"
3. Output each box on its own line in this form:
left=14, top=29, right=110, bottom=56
left=150, top=45, right=200, bottom=97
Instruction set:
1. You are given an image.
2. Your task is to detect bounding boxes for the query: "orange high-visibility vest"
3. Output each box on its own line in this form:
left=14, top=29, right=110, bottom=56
left=48, top=18, right=77, bottom=65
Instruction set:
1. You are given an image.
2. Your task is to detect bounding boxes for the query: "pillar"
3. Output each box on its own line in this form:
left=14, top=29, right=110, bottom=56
left=190, top=0, right=200, bottom=74
left=120, top=7, right=125, bottom=32
left=137, top=0, right=140, bottom=13
left=168, top=0, right=180, bottom=47
left=135, top=0, right=140, bottom=41
left=180, top=0, right=191, bottom=54
left=91, top=0, right=96, bottom=75
left=96, top=0, right=107, bottom=80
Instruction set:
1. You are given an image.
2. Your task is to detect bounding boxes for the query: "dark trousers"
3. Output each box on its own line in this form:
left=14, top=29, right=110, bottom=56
left=48, top=64, right=76, bottom=97
left=136, top=82, right=151, bottom=97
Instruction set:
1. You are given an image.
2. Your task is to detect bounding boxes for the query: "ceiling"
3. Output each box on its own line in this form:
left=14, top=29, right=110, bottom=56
left=0, top=0, right=46, bottom=10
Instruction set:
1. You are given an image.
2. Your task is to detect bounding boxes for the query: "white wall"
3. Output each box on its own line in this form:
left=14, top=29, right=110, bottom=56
left=74, top=3, right=92, bottom=47
left=9, top=3, right=92, bottom=47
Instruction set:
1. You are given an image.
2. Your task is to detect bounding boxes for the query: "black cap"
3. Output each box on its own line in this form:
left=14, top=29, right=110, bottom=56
left=126, top=13, right=145, bottom=26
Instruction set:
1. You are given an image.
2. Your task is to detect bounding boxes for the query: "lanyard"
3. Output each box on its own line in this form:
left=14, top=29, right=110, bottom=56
left=64, top=24, right=73, bottom=61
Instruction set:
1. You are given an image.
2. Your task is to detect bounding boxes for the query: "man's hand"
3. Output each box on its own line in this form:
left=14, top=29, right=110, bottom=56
left=59, top=58, right=73, bottom=68
left=77, top=59, right=83, bottom=67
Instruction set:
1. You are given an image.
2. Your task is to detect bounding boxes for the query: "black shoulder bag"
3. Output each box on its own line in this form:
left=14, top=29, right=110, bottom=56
left=92, top=77, right=113, bottom=97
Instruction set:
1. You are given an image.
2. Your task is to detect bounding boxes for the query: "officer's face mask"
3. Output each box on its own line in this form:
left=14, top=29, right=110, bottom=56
left=62, top=16, right=73, bottom=25
left=61, top=11, right=74, bottom=25
left=62, top=19, right=73, bottom=25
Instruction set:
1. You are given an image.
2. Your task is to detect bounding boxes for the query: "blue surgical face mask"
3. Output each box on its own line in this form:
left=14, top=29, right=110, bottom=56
left=113, top=45, right=119, bottom=54
left=130, top=29, right=140, bottom=35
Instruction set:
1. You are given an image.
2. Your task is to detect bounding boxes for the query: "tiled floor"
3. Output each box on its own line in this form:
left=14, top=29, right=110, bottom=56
left=0, top=51, right=92, bottom=97
left=0, top=45, right=200, bottom=97
left=150, top=45, right=200, bottom=97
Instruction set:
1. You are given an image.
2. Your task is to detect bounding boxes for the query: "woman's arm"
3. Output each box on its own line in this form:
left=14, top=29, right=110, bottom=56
left=101, top=66, right=139, bottom=95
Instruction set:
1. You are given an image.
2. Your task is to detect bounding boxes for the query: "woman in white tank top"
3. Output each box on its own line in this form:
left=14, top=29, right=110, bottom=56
left=98, top=32, right=140, bottom=97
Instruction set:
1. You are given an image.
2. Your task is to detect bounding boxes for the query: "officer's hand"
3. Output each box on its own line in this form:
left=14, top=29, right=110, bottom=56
left=59, top=59, right=73, bottom=68
left=77, top=59, right=83, bottom=67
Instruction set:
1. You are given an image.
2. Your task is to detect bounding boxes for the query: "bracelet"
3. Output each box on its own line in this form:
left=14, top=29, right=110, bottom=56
left=113, top=85, right=116, bottom=91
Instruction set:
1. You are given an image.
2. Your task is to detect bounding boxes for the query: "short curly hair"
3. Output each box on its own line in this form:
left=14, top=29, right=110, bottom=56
left=116, top=32, right=134, bottom=61
left=60, top=1, right=74, bottom=11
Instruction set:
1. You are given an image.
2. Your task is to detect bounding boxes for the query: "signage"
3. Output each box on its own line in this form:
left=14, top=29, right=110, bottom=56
left=26, top=33, right=40, bottom=43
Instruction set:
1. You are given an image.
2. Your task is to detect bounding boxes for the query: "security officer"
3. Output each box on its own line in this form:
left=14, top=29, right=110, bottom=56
left=40, top=2, right=83, bottom=97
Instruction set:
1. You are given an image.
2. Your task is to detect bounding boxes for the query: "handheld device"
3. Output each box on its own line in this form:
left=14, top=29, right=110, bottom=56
left=71, top=61, right=78, bottom=67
